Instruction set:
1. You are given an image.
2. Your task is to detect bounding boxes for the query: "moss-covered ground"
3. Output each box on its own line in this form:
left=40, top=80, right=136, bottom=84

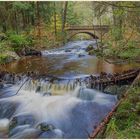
left=103, top=77, right=140, bottom=139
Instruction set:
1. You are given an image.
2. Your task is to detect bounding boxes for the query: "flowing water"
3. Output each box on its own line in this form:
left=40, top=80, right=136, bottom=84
left=0, top=40, right=139, bottom=138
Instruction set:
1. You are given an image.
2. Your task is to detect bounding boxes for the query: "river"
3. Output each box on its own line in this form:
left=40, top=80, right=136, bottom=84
left=0, top=40, right=139, bottom=138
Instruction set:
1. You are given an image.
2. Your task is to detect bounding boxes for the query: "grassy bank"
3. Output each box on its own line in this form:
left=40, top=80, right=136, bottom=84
left=102, top=75, right=140, bottom=139
left=0, top=31, right=64, bottom=64
left=103, top=45, right=140, bottom=60
left=86, top=41, right=140, bottom=63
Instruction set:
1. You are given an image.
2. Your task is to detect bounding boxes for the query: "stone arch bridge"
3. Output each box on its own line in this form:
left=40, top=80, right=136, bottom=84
left=65, top=25, right=110, bottom=40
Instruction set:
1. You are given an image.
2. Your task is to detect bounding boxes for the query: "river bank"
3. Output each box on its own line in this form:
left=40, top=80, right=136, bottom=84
left=85, top=43, right=140, bottom=64
left=104, top=74, right=140, bottom=138
left=92, top=73, right=140, bottom=139
left=0, top=44, right=61, bottom=65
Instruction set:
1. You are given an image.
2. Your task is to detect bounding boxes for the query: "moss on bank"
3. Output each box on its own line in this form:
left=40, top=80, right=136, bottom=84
left=103, top=46, right=140, bottom=60
left=0, top=52, right=19, bottom=64
left=103, top=78, right=140, bottom=139
left=0, top=31, right=63, bottom=64
left=0, top=54, right=9, bottom=64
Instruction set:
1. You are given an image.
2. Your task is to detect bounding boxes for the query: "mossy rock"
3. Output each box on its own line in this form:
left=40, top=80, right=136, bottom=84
left=88, top=50, right=95, bottom=55
left=104, top=85, right=119, bottom=95
left=0, top=54, right=16, bottom=64
left=85, top=45, right=93, bottom=52
left=37, top=123, right=55, bottom=132
left=0, top=33, right=7, bottom=41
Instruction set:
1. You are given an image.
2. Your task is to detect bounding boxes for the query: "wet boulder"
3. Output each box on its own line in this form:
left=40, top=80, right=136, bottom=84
left=0, top=33, right=7, bottom=41
left=9, top=124, right=31, bottom=137
left=76, top=87, right=96, bottom=101
left=5, top=56, right=16, bottom=64
left=10, top=128, right=41, bottom=138
left=24, top=49, right=41, bottom=56
left=37, top=123, right=55, bottom=132
left=85, top=45, right=94, bottom=52
left=35, top=86, right=41, bottom=93
left=43, top=92, right=51, bottom=96
left=88, top=50, right=95, bottom=55
left=0, top=119, right=10, bottom=134
left=104, top=85, right=119, bottom=95
left=9, top=114, right=36, bottom=131
left=78, top=54, right=85, bottom=57
left=39, top=129, right=64, bottom=139
left=65, top=49, right=71, bottom=52
left=0, top=102, right=18, bottom=119
left=104, top=85, right=129, bottom=99
left=37, top=123, right=64, bottom=139
left=0, top=80, right=4, bottom=89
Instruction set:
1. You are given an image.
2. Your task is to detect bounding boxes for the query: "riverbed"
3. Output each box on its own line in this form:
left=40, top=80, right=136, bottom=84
left=0, top=40, right=139, bottom=138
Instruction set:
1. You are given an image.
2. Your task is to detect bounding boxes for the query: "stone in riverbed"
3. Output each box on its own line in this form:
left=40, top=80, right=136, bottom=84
left=78, top=54, right=85, bottom=57
left=43, top=92, right=51, bottom=96
left=65, top=49, right=71, bottom=52
left=85, top=45, right=94, bottom=52
left=10, top=128, right=41, bottom=138
left=0, top=80, right=4, bottom=89
left=104, top=85, right=129, bottom=99
left=9, top=124, right=31, bottom=137
left=88, top=50, right=95, bottom=55
left=24, top=48, right=41, bottom=56
left=0, top=102, right=18, bottom=119
left=36, top=86, right=41, bottom=93
left=0, top=119, right=10, bottom=133
left=36, top=123, right=64, bottom=138
left=39, top=129, right=64, bottom=139
left=37, top=123, right=55, bottom=132
left=104, top=85, right=119, bottom=95
left=9, top=114, right=36, bottom=131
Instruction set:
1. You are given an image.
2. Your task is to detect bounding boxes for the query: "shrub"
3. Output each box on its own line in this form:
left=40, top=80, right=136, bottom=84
left=0, top=54, right=9, bottom=64
left=7, top=33, right=34, bottom=52
left=9, top=34, right=28, bottom=51
left=86, top=45, right=93, bottom=52
left=118, top=48, right=140, bottom=59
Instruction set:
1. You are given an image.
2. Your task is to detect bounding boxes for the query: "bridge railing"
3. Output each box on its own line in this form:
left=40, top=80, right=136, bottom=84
left=65, top=25, right=110, bottom=30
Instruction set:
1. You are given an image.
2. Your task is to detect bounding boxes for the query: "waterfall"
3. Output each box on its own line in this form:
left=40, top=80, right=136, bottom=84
left=19, top=77, right=88, bottom=96
left=0, top=76, right=117, bottom=139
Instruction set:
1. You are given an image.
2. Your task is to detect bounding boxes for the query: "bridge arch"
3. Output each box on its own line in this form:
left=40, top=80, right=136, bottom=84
left=68, top=31, right=99, bottom=40
left=65, top=25, right=110, bottom=41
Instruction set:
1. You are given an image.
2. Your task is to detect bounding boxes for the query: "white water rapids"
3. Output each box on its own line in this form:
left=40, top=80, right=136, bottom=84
left=0, top=79, right=117, bottom=138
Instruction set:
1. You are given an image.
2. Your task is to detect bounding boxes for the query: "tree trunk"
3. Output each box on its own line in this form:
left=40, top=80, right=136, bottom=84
left=14, top=12, right=18, bottom=34
left=2, top=20, right=7, bottom=32
left=22, top=11, right=26, bottom=29
left=36, top=1, right=41, bottom=39
left=54, top=2, right=57, bottom=37
left=112, top=3, right=117, bottom=26
left=62, top=1, right=68, bottom=32
left=112, top=2, right=123, bottom=40
left=31, top=2, right=35, bottom=26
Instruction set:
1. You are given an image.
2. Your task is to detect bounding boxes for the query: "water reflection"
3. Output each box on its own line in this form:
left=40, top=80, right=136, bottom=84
left=2, top=55, right=139, bottom=77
